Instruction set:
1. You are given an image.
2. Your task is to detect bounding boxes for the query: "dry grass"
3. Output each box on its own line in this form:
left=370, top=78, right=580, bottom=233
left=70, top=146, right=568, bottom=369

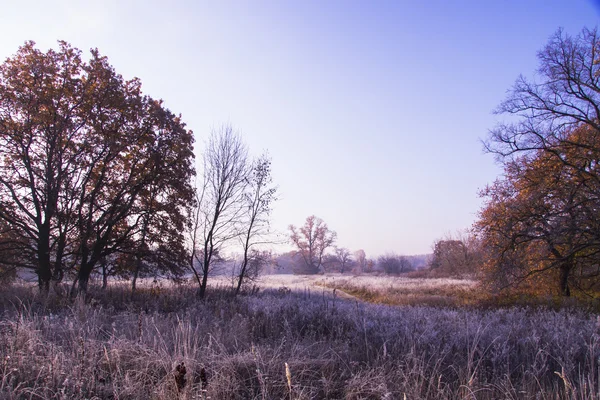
left=312, top=273, right=600, bottom=311
left=0, top=278, right=599, bottom=399
left=313, top=274, right=482, bottom=307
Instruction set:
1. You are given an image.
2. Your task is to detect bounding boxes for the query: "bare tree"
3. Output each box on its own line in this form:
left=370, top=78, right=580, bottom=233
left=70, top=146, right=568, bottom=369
left=334, top=247, right=353, bottom=274
left=190, top=126, right=249, bottom=298
left=377, top=253, right=413, bottom=275
left=289, top=215, right=337, bottom=274
left=487, top=27, right=600, bottom=166
left=234, top=154, right=277, bottom=295
left=187, top=181, right=206, bottom=287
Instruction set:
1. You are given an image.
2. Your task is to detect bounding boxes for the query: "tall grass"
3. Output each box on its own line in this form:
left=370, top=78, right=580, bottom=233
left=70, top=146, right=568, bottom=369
left=0, top=282, right=598, bottom=399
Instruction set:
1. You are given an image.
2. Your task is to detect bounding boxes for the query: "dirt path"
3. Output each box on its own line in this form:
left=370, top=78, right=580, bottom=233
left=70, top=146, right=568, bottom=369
left=254, top=274, right=359, bottom=301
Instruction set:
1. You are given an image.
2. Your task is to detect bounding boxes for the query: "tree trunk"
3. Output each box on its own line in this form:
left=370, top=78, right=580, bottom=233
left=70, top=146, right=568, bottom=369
left=234, top=269, right=244, bottom=295
left=235, top=255, right=248, bottom=296
left=559, top=264, right=571, bottom=297
left=101, top=260, right=108, bottom=290
left=235, top=237, right=251, bottom=296
left=37, top=225, right=53, bottom=293
left=199, top=236, right=213, bottom=299
left=77, top=266, right=92, bottom=296
left=71, top=250, right=93, bottom=298
left=53, top=233, right=67, bottom=284
left=199, top=269, right=208, bottom=299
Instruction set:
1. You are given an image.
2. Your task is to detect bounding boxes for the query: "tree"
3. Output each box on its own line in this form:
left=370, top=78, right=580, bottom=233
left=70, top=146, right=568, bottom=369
left=272, top=251, right=300, bottom=273
left=67, top=64, right=194, bottom=296
left=353, top=249, right=367, bottom=273
left=0, top=41, right=84, bottom=291
left=429, top=234, right=481, bottom=276
left=377, top=253, right=413, bottom=275
left=235, top=154, right=277, bottom=295
left=127, top=119, right=195, bottom=293
left=480, top=27, right=600, bottom=296
left=334, top=247, right=353, bottom=273
left=478, top=130, right=600, bottom=296
left=189, top=126, right=249, bottom=299
left=233, top=249, right=272, bottom=292
left=487, top=27, right=600, bottom=164
left=0, top=41, right=195, bottom=294
left=289, top=215, right=337, bottom=274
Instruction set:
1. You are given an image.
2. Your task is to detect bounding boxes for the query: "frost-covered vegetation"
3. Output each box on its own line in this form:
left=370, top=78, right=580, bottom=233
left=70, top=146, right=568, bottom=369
left=1, top=281, right=599, bottom=399
left=315, top=274, right=481, bottom=307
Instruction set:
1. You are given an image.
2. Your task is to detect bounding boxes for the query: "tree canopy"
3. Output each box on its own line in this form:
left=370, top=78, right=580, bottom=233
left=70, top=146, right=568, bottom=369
left=0, top=41, right=195, bottom=294
left=479, top=27, right=600, bottom=296
left=289, top=215, right=337, bottom=274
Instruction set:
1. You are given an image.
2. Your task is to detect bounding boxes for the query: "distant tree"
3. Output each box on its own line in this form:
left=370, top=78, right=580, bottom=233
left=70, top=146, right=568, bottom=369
left=235, top=154, right=277, bottom=295
left=320, top=253, right=339, bottom=273
left=377, top=253, right=413, bottom=275
left=189, top=126, right=249, bottom=298
left=430, top=240, right=466, bottom=274
left=353, top=249, right=367, bottom=273
left=274, top=251, right=304, bottom=274
left=405, top=254, right=430, bottom=270
left=334, top=247, right=353, bottom=273
left=289, top=215, right=337, bottom=274
left=399, top=256, right=413, bottom=273
left=429, top=233, right=482, bottom=277
left=480, top=27, right=600, bottom=296
left=365, top=258, right=376, bottom=273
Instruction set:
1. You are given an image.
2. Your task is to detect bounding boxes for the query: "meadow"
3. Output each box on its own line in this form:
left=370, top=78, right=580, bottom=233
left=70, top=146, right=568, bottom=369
left=0, top=275, right=598, bottom=399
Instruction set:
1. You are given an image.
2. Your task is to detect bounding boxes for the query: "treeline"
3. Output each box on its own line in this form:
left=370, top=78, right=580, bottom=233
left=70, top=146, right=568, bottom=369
left=273, top=250, right=428, bottom=275
left=286, top=215, right=431, bottom=275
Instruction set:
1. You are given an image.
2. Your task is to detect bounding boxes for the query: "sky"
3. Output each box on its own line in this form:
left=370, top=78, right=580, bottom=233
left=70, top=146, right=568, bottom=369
left=0, top=1, right=598, bottom=257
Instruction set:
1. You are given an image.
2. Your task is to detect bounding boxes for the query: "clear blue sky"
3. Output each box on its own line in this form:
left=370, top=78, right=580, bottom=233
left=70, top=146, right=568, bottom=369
left=0, top=1, right=598, bottom=257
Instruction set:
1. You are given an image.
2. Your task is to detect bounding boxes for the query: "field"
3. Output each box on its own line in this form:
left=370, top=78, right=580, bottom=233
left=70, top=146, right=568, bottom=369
left=0, top=274, right=599, bottom=399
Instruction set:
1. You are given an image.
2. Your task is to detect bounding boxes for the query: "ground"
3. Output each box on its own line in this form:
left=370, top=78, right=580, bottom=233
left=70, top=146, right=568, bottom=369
left=0, top=274, right=598, bottom=399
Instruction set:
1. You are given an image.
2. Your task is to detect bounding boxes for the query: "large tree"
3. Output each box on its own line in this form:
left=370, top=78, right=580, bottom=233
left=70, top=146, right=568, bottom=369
left=334, top=247, right=353, bottom=274
left=480, top=27, right=600, bottom=296
left=0, top=41, right=195, bottom=294
left=289, top=215, right=337, bottom=274
left=479, top=127, right=600, bottom=296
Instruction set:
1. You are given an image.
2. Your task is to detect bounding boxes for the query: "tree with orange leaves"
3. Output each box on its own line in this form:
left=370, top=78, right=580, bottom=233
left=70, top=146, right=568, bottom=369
left=480, top=27, right=600, bottom=297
